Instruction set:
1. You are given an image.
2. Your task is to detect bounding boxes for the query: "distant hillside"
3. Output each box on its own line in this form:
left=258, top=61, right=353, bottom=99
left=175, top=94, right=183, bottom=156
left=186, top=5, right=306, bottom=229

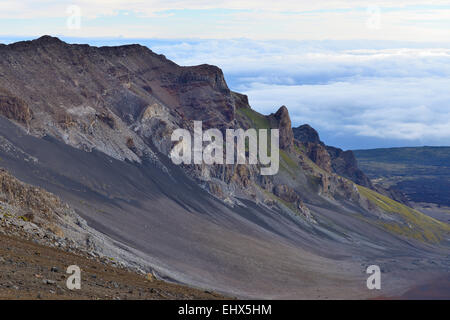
left=353, top=147, right=450, bottom=206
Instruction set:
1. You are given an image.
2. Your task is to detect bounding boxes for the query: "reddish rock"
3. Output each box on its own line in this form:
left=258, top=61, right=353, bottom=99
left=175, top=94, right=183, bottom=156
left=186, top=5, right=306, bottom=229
left=305, top=143, right=333, bottom=173
left=0, top=90, right=33, bottom=125
left=294, top=124, right=373, bottom=188
left=273, top=184, right=299, bottom=203
left=270, top=106, right=294, bottom=151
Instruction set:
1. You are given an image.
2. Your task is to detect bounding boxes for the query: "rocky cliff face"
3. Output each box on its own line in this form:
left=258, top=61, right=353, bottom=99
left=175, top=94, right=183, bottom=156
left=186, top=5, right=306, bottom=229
left=326, top=146, right=373, bottom=188
left=292, top=125, right=413, bottom=206
left=269, top=105, right=294, bottom=151
left=292, top=124, right=321, bottom=144
left=293, top=124, right=372, bottom=187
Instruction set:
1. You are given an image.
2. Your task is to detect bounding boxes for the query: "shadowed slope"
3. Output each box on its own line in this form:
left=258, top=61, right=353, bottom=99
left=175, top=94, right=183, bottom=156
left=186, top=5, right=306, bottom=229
left=1, top=116, right=449, bottom=298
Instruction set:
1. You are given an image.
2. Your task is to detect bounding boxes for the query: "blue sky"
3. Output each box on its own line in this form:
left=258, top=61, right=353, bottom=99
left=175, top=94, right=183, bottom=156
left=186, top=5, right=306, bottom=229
left=1, top=1, right=450, bottom=149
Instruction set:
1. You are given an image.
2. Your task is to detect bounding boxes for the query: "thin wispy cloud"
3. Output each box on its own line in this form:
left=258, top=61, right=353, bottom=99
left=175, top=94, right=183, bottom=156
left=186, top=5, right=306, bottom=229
left=1, top=1, right=450, bottom=41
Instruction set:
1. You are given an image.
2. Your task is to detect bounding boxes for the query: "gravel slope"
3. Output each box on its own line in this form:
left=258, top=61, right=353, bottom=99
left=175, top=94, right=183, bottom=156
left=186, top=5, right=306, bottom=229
left=0, top=233, right=226, bottom=300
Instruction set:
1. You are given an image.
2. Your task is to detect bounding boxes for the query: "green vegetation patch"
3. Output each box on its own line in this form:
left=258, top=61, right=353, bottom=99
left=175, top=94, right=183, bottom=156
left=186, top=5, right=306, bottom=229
left=237, top=107, right=270, bottom=130
left=280, top=150, right=298, bottom=169
left=357, top=185, right=450, bottom=243
left=238, top=107, right=299, bottom=177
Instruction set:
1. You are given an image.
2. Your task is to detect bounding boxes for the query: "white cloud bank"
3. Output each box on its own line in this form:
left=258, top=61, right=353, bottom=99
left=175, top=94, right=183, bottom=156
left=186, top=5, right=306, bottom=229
left=148, top=39, right=450, bottom=148
left=245, top=78, right=450, bottom=141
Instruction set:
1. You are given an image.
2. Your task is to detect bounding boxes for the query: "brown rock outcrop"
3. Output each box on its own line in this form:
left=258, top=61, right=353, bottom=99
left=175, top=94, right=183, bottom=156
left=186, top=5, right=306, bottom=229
left=293, top=124, right=321, bottom=145
left=326, top=146, right=373, bottom=188
left=273, top=184, right=299, bottom=203
left=0, top=89, right=32, bottom=125
left=304, top=143, right=333, bottom=173
left=293, top=124, right=372, bottom=188
left=269, top=106, right=294, bottom=151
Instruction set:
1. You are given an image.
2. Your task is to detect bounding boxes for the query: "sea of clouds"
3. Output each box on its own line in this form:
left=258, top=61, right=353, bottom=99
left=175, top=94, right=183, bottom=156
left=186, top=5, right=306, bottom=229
left=143, top=39, right=450, bottom=149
